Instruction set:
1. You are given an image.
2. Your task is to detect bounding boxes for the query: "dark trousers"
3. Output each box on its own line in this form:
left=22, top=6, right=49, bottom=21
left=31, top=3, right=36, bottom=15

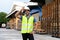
left=22, top=33, right=34, bottom=40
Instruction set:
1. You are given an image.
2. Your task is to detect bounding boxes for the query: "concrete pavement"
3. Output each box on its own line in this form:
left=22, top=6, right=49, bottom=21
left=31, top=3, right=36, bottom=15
left=0, top=28, right=60, bottom=40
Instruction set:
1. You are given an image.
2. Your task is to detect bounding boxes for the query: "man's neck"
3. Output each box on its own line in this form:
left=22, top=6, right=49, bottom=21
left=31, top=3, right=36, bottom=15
left=26, top=15, right=29, bottom=16
left=26, top=14, right=30, bottom=16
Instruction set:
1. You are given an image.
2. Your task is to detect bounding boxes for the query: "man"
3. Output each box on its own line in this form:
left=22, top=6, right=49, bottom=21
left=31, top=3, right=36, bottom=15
left=16, top=7, right=36, bottom=40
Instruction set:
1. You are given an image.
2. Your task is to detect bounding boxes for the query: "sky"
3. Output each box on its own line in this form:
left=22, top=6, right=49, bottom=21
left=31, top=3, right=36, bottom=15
left=0, top=0, right=30, bottom=13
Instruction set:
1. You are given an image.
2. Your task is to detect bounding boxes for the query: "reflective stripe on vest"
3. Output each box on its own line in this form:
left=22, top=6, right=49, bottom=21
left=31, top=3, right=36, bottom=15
left=21, top=16, right=34, bottom=33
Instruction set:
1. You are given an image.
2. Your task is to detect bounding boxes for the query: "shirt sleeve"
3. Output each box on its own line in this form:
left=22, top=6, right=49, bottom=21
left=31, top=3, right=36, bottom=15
left=20, top=16, right=22, bottom=21
left=34, top=18, right=36, bottom=23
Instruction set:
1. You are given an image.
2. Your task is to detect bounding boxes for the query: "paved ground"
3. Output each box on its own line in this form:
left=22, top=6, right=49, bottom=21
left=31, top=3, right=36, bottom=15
left=0, top=28, right=60, bottom=40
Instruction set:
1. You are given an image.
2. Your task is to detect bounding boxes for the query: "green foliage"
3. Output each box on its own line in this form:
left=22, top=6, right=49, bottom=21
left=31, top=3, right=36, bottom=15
left=0, top=12, right=9, bottom=23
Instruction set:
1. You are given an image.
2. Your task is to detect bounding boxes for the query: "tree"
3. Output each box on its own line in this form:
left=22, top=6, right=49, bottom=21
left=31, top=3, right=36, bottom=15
left=0, top=12, right=9, bottom=24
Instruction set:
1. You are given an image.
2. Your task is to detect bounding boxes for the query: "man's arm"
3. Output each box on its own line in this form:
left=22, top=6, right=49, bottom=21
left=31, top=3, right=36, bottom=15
left=15, top=7, right=24, bottom=18
left=32, top=18, right=37, bottom=34
left=33, top=18, right=36, bottom=29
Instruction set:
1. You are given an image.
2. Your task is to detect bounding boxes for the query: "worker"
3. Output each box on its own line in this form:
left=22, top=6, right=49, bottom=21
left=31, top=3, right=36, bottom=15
left=18, top=7, right=36, bottom=40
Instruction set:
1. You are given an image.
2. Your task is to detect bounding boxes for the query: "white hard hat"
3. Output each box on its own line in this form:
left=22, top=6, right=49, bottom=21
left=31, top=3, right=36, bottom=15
left=24, top=7, right=30, bottom=10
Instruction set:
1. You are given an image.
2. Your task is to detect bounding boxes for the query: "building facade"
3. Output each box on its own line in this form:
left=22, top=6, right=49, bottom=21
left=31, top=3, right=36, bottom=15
left=30, top=0, right=60, bottom=37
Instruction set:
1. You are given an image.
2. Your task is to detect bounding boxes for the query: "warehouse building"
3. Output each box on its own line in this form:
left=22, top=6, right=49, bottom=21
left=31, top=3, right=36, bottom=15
left=31, top=0, right=60, bottom=38
left=6, top=0, right=60, bottom=38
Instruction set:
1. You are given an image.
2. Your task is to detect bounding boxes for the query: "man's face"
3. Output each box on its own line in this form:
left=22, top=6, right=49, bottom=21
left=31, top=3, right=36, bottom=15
left=25, top=10, right=30, bottom=15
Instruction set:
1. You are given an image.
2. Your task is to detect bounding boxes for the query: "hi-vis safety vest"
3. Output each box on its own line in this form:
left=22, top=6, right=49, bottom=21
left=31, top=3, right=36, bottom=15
left=21, top=15, right=34, bottom=33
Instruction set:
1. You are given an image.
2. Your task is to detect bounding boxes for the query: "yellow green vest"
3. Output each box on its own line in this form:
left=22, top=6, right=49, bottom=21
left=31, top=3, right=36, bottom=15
left=21, top=15, right=34, bottom=33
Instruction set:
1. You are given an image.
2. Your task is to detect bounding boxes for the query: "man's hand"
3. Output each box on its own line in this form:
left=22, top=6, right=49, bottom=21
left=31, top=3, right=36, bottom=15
left=20, top=7, right=25, bottom=12
left=17, top=15, right=20, bottom=18
left=30, top=31, right=35, bottom=34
